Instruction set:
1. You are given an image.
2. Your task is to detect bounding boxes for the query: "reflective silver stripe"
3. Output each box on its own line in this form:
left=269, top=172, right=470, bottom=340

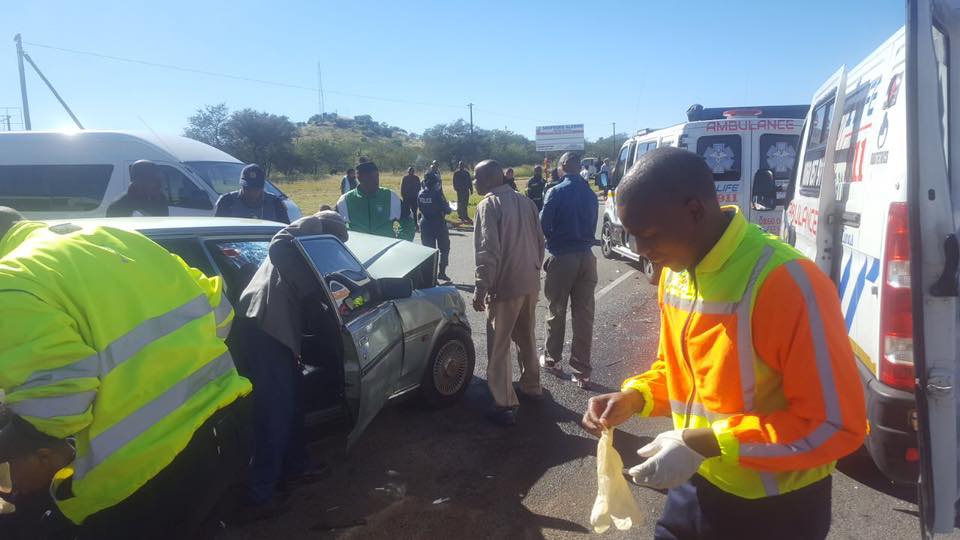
left=669, top=399, right=734, bottom=421
left=760, top=472, right=780, bottom=496
left=9, top=391, right=96, bottom=419
left=662, top=293, right=737, bottom=315
left=736, top=247, right=774, bottom=411
left=14, top=355, right=100, bottom=392
left=213, top=291, right=233, bottom=327
left=73, top=351, right=236, bottom=480
left=12, top=295, right=213, bottom=394
left=98, top=295, right=212, bottom=374
left=740, top=261, right=843, bottom=459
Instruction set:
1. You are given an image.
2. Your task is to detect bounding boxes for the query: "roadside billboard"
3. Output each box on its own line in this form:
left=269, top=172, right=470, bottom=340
left=535, top=124, right=585, bottom=152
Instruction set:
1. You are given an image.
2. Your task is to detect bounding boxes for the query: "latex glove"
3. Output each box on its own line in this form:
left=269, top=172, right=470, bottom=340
left=590, top=429, right=642, bottom=533
left=628, top=430, right=704, bottom=490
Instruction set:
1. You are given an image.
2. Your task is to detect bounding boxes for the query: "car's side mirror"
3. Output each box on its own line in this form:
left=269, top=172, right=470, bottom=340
left=376, top=277, right=413, bottom=301
left=751, top=169, right=778, bottom=211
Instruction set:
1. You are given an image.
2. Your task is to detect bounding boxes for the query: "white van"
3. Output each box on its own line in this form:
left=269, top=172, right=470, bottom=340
left=600, top=105, right=807, bottom=280
left=785, top=1, right=958, bottom=534
left=0, top=130, right=302, bottom=221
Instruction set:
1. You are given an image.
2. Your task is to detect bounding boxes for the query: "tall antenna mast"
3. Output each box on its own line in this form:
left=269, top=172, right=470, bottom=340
left=317, top=62, right=325, bottom=116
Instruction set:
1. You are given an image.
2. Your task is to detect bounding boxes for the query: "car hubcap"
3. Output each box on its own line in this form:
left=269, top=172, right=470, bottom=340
left=643, top=259, right=654, bottom=276
left=602, top=224, right=612, bottom=254
left=433, top=340, right=469, bottom=396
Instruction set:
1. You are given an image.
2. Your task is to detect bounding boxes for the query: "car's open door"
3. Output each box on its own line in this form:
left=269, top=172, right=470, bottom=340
left=790, top=66, right=847, bottom=274
left=908, top=0, right=960, bottom=535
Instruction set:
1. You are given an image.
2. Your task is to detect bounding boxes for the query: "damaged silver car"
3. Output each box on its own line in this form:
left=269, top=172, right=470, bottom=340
left=50, top=217, right=476, bottom=447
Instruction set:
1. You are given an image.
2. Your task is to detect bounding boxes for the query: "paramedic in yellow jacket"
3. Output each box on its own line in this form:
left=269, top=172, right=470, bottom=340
left=582, top=149, right=866, bottom=540
left=0, top=207, right=252, bottom=540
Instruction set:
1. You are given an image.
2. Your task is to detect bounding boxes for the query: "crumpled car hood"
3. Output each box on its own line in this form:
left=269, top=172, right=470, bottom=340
left=345, top=232, right=437, bottom=282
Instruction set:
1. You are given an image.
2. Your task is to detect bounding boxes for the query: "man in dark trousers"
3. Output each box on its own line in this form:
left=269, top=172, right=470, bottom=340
left=525, top=165, right=547, bottom=211
left=539, top=152, right=599, bottom=389
left=215, top=164, right=290, bottom=223
left=418, top=172, right=452, bottom=281
left=452, top=161, right=473, bottom=224
left=237, top=211, right=347, bottom=518
left=105, top=160, right=169, bottom=217
left=400, top=167, right=422, bottom=226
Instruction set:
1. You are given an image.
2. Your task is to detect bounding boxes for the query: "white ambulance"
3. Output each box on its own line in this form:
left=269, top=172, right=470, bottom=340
left=784, top=0, right=958, bottom=534
left=601, top=105, right=807, bottom=281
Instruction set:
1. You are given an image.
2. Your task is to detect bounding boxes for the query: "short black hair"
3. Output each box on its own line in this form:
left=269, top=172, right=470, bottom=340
left=617, top=147, right=716, bottom=209
left=346, top=168, right=355, bottom=174
left=356, top=161, right=378, bottom=176
left=129, top=160, right=160, bottom=184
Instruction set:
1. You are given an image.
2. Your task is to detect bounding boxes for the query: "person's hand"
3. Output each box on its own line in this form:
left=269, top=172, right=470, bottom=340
left=627, top=430, right=705, bottom=490
left=472, top=291, right=486, bottom=312
left=581, top=390, right=645, bottom=437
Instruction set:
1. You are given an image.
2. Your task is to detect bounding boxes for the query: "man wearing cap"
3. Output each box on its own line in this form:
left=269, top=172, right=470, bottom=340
left=0, top=207, right=252, bottom=539
left=418, top=172, right=452, bottom=281
left=336, top=161, right=414, bottom=241
left=429, top=160, right=443, bottom=189
left=105, top=160, right=170, bottom=218
left=215, top=163, right=290, bottom=224
left=236, top=211, right=347, bottom=518
left=452, top=161, right=473, bottom=224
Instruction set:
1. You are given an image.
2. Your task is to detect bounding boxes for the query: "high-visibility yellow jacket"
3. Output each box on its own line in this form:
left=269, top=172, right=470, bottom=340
left=623, top=208, right=866, bottom=499
left=0, top=221, right=252, bottom=524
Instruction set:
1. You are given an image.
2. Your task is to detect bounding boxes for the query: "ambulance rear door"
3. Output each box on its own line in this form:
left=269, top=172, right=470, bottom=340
left=689, top=123, right=747, bottom=216
left=748, top=120, right=804, bottom=235
left=908, top=0, right=960, bottom=535
left=789, top=67, right=848, bottom=274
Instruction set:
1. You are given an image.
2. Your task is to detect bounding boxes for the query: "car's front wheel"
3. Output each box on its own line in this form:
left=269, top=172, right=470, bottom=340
left=641, top=257, right=662, bottom=284
left=601, top=220, right=618, bottom=260
left=420, top=326, right=475, bottom=408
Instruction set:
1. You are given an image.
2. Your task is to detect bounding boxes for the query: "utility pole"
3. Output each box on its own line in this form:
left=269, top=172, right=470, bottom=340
left=467, top=103, right=474, bottom=134
left=15, top=34, right=31, bottom=130
left=611, top=122, right=616, bottom=152
left=20, top=49, right=83, bottom=129
left=317, top=63, right=325, bottom=116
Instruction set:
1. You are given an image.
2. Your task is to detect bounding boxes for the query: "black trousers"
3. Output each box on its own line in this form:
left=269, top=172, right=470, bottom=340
left=655, top=474, right=832, bottom=540
left=47, top=398, right=253, bottom=540
left=421, top=222, right=451, bottom=271
left=456, top=189, right=471, bottom=220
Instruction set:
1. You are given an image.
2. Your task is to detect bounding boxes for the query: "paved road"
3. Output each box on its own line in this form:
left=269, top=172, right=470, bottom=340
left=226, top=216, right=957, bottom=540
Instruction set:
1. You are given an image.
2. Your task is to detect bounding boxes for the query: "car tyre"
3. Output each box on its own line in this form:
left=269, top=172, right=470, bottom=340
left=641, top=257, right=662, bottom=284
left=601, top=220, right=618, bottom=260
left=420, top=326, right=475, bottom=408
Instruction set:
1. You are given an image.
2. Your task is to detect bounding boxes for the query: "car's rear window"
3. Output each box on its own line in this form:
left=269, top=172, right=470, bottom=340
left=0, top=164, right=113, bottom=212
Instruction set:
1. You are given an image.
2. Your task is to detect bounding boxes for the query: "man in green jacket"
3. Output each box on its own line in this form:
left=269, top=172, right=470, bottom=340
left=336, top=161, right=415, bottom=241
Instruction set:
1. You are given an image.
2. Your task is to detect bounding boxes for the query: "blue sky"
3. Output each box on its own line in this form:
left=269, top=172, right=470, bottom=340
left=3, top=0, right=904, bottom=141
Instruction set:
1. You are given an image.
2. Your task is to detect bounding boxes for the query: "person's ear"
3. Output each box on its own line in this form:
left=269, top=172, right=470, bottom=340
left=684, top=197, right=705, bottom=223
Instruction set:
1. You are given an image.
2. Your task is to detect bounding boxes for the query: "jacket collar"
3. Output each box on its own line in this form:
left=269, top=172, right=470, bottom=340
left=695, top=206, right=747, bottom=275
left=489, top=184, right=513, bottom=195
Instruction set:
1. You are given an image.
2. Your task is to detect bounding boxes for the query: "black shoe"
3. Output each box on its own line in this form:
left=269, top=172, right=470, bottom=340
left=487, top=408, right=517, bottom=426
left=515, top=385, right=545, bottom=402
left=281, top=462, right=332, bottom=491
left=437, top=272, right=451, bottom=282
left=572, top=374, right=592, bottom=391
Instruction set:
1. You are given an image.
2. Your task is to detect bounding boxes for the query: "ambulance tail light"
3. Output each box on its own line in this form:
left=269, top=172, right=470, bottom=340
left=879, top=202, right=916, bottom=391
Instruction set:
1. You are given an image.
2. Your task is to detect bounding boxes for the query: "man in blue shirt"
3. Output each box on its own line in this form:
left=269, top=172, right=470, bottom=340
left=539, top=151, right=599, bottom=389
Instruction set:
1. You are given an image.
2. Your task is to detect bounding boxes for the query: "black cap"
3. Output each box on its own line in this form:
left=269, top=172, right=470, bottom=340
left=129, top=160, right=161, bottom=184
left=0, top=410, right=60, bottom=462
left=356, top=161, right=378, bottom=176
left=424, top=172, right=440, bottom=186
left=240, top=164, right=266, bottom=189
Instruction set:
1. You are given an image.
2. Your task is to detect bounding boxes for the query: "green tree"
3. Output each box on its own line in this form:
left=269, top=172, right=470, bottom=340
left=183, top=103, right=230, bottom=149
left=222, top=109, right=298, bottom=174
left=585, top=133, right=631, bottom=162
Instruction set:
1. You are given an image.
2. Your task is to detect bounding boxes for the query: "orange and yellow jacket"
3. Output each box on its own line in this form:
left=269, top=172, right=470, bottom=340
left=623, top=207, right=866, bottom=499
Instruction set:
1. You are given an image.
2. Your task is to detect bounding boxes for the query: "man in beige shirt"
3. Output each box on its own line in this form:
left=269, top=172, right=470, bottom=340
left=472, top=159, right=546, bottom=426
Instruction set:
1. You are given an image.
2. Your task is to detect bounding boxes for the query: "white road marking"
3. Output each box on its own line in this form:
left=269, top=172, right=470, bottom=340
left=595, top=270, right=637, bottom=300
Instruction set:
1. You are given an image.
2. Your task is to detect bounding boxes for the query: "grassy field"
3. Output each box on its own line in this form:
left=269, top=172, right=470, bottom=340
left=274, top=165, right=539, bottom=221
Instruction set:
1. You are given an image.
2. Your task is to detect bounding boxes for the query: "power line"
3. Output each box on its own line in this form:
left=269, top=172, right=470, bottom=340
left=22, top=41, right=465, bottom=111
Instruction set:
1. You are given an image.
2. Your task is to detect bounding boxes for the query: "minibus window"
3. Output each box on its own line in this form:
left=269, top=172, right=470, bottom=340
left=697, top=135, right=742, bottom=182
left=0, top=164, right=113, bottom=212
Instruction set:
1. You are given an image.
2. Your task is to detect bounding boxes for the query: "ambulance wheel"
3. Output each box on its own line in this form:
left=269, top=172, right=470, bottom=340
left=641, top=258, right=661, bottom=284
left=601, top=220, right=618, bottom=260
left=420, top=326, right=475, bottom=408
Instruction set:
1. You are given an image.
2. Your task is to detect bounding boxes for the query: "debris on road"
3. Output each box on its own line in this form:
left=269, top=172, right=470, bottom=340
left=432, top=497, right=451, bottom=505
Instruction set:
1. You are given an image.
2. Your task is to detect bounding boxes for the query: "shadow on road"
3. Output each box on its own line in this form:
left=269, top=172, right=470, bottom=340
left=836, top=452, right=917, bottom=504
left=228, top=377, right=650, bottom=539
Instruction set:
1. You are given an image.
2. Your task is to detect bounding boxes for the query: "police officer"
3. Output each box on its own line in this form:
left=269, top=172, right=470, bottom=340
left=0, top=207, right=251, bottom=540
left=525, top=165, right=547, bottom=211
left=418, top=172, right=452, bottom=281
left=215, top=164, right=290, bottom=223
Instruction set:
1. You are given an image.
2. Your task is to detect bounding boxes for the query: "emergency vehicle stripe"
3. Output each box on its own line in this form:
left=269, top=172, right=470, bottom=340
left=13, top=295, right=214, bottom=393
left=8, top=391, right=96, bottom=419
left=740, top=261, right=844, bottom=459
left=736, top=247, right=773, bottom=411
left=669, top=400, right=735, bottom=421
left=73, top=351, right=236, bottom=480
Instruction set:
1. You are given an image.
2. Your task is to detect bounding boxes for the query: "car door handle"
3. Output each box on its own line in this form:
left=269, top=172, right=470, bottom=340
left=930, top=234, right=959, bottom=297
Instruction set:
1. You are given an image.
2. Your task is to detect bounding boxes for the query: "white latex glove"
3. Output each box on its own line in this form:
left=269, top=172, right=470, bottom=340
left=590, top=429, right=643, bottom=533
left=628, top=430, right=705, bottom=490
